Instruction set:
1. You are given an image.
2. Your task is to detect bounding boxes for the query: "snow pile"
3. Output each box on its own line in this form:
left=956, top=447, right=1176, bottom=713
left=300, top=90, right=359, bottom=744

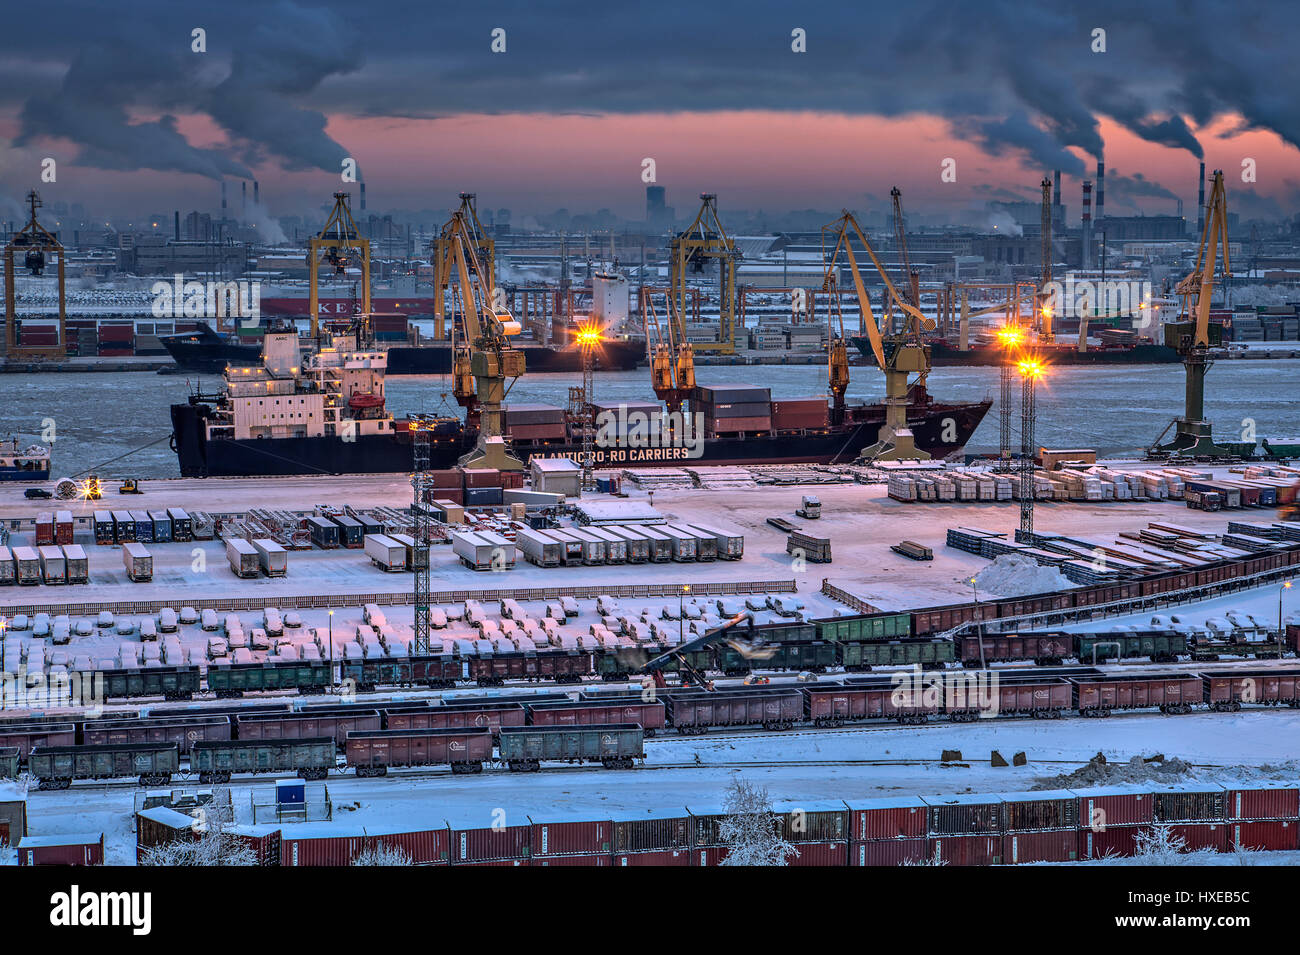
left=1034, top=753, right=1194, bottom=789
left=973, top=554, right=1073, bottom=598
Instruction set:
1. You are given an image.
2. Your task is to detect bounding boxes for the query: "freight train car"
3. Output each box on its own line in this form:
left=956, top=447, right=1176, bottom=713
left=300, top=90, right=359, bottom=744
left=232, top=710, right=382, bottom=749
left=0, top=746, right=19, bottom=779
left=208, top=661, right=331, bottom=697
left=345, top=728, right=493, bottom=776
left=380, top=701, right=527, bottom=738
left=98, top=665, right=201, bottom=701
left=81, top=715, right=231, bottom=754
left=0, top=722, right=77, bottom=761
left=190, top=737, right=334, bottom=782
left=29, top=742, right=179, bottom=789
left=498, top=724, right=644, bottom=771
left=664, top=687, right=804, bottom=733
left=527, top=697, right=666, bottom=736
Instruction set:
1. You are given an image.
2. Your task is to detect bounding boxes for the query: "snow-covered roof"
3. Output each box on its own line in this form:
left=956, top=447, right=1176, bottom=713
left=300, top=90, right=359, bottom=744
left=843, top=795, right=928, bottom=811
left=997, top=789, right=1078, bottom=803
left=137, top=806, right=198, bottom=829
left=0, top=781, right=25, bottom=803
left=279, top=822, right=366, bottom=839
left=18, top=832, right=103, bottom=848
left=1148, top=781, right=1228, bottom=795
left=921, top=793, right=1003, bottom=806
left=531, top=458, right=580, bottom=473
left=608, top=806, right=691, bottom=823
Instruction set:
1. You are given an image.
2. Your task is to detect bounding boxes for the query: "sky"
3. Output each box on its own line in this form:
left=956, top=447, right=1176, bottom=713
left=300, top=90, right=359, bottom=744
left=1, top=0, right=1298, bottom=224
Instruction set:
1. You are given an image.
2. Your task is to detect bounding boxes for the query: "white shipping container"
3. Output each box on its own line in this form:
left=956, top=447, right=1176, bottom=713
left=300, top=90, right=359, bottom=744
left=516, top=526, right=562, bottom=567
left=252, top=538, right=288, bottom=577
left=451, top=530, right=515, bottom=571
left=38, top=545, right=65, bottom=584
left=364, top=534, right=406, bottom=572
left=0, top=545, right=15, bottom=586
left=225, top=538, right=259, bottom=578
left=122, top=542, right=153, bottom=581
left=61, top=544, right=89, bottom=584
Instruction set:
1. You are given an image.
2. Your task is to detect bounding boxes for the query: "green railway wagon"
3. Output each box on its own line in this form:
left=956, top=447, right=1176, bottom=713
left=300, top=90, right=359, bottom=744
left=713, top=640, right=837, bottom=675
left=100, top=665, right=200, bottom=701
left=815, top=612, right=913, bottom=642
left=344, top=657, right=419, bottom=689
left=655, top=649, right=713, bottom=677
left=190, top=737, right=334, bottom=783
left=0, top=746, right=18, bottom=779
left=596, top=646, right=657, bottom=681
left=1074, top=631, right=1187, bottom=663
left=838, top=639, right=955, bottom=671
left=207, top=660, right=331, bottom=697
left=499, top=723, right=644, bottom=771
left=29, top=743, right=179, bottom=790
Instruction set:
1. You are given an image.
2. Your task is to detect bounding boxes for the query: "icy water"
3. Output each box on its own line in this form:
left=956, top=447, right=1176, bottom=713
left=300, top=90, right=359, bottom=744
left=3, top=360, right=1298, bottom=478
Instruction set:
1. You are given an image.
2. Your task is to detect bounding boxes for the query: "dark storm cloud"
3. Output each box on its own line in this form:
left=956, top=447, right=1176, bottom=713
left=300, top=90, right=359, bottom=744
left=3, top=0, right=1298, bottom=180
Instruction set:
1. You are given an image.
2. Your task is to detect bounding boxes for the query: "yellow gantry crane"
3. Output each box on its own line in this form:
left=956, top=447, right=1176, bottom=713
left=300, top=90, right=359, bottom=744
left=434, top=205, right=526, bottom=469
left=822, top=209, right=936, bottom=462
left=670, top=194, right=739, bottom=354
left=4, top=190, right=66, bottom=359
left=307, top=192, right=370, bottom=340
left=1150, top=170, right=1232, bottom=458
left=432, top=193, right=494, bottom=342
left=645, top=290, right=696, bottom=415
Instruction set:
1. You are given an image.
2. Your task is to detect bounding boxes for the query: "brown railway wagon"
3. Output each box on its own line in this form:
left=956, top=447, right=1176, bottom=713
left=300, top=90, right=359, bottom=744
left=994, top=592, right=1074, bottom=619
left=0, top=722, right=77, bottom=760
left=344, top=727, right=493, bottom=776
left=1070, top=673, right=1203, bottom=716
left=82, top=715, right=232, bottom=755
left=1202, top=669, right=1300, bottom=711
left=466, top=651, right=593, bottom=686
left=948, top=674, right=1071, bottom=720
left=527, top=698, right=667, bottom=736
left=910, top=601, right=999, bottom=637
left=382, top=702, right=526, bottom=737
left=234, top=710, right=382, bottom=748
left=820, top=678, right=940, bottom=725
left=666, top=688, right=803, bottom=733
left=957, top=633, right=1072, bottom=666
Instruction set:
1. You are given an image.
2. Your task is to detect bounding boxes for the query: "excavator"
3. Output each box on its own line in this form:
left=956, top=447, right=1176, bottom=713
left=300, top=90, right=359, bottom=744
left=431, top=204, right=526, bottom=470
left=822, top=206, right=935, bottom=462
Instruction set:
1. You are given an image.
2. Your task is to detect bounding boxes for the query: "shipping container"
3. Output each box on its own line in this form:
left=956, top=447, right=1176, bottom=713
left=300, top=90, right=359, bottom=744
left=1004, top=829, right=1078, bottom=864
left=121, top=542, right=152, bottom=582
left=167, top=507, right=193, bottom=542
left=635, top=525, right=675, bottom=562
left=363, top=533, right=407, bottom=572
left=34, top=512, right=54, bottom=546
left=448, top=817, right=531, bottom=863
left=613, top=849, right=692, bottom=866
left=330, top=515, right=365, bottom=548
left=1230, top=819, right=1299, bottom=852
left=130, top=510, right=154, bottom=543
left=682, top=522, right=744, bottom=559
left=516, top=527, right=562, bottom=567
left=851, top=838, right=929, bottom=866
left=1154, top=783, right=1226, bottom=822
left=148, top=510, right=172, bottom=543
left=61, top=544, right=89, bottom=584
left=111, top=510, right=135, bottom=543
left=54, top=510, right=74, bottom=545
left=362, top=826, right=449, bottom=865
left=17, top=832, right=105, bottom=866
left=612, top=809, right=691, bottom=852
left=927, top=833, right=1002, bottom=866
left=252, top=538, right=287, bottom=577
left=924, top=794, right=1002, bottom=835
left=1226, top=783, right=1300, bottom=821
left=0, top=547, right=14, bottom=586
left=13, top=546, right=41, bottom=585
left=999, top=790, right=1079, bottom=832
left=93, top=510, right=115, bottom=545
left=226, top=538, right=259, bottom=578
left=603, top=525, right=651, bottom=563
left=1165, top=823, right=1228, bottom=853
left=38, top=544, right=65, bottom=584
left=656, top=525, right=698, bottom=561
left=1077, top=823, right=1142, bottom=859
left=530, top=816, right=613, bottom=857
left=281, top=824, right=368, bottom=866
left=1075, top=787, right=1154, bottom=829
left=306, top=516, right=340, bottom=549
left=846, top=795, right=929, bottom=841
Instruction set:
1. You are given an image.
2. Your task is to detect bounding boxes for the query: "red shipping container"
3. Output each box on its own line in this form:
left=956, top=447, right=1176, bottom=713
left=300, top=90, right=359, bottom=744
left=928, top=834, right=1002, bottom=866
left=692, top=846, right=729, bottom=866
left=529, top=818, right=613, bottom=857
left=35, top=513, right=55, bottom=546
left=18, top=833, right=104, bottom=866
left=1230, top=820, right=1299, bottom=852
left=365, top=827, right=449, bottom=865
left=704, top=416, right=771, bottom=434
left=851, top=839, right=929, bottom=866
left=449, top=822, right=531, bottom=862
left=227, top=825, right=281, bottom=866
left=281, top=827, right=368, bottom=866
left=847, top=796, right=928, bottom=841
left=1164, top=823, right=1227, bottom=853
left=1226, top=785, right=1300, bottom=820
left=428, top=489, right=464, bottom=506
left=533, top=853, right=612, bottom=866
left=1075, top=788, right=1154, bottom=828
left=462, top=468, right=501, bottom=489
left=454, top=858, right=529, bottom=867
left=97, top=347, right=134, bottom=356
left=1004, top=829, right=1077, bottom=864
left=98, top=324, right=135, bottom=342
left=501, top=471, right=525, bottom=490
left=613, top=849, right=692, bottom=866
left=786, top=841, right=847, bottom=866
left=1078, top=824, right=1142, bottom=859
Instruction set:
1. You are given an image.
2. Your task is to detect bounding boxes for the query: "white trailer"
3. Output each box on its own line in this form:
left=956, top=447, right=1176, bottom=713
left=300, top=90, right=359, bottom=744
left=226, top=538, right=259, bottom=578
left=656, top=525, right=698, bottom=561
left=61, top=544, right=89, bottom=584
left=122, top=542, right=153, bottom=582
left=452, top=530, right=515, bottom=571
left=364, top=534, right=407, bottom=572
left=604, top=525, right=651, bottom=563
left=516, top=526, right=562, bottom=567
left=38, top=545, right=66, bottom=584
left=683, top=522, right=744, bottom=560
left=0, top=546, right=15, bottom=586
left=252, top=538, right=288, bottom=577
left=584, top=526, right=628, bottom=564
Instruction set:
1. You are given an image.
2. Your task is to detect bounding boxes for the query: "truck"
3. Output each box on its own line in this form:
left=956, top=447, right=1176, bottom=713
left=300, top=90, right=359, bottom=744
left=363, top=534, right=407, bottom=572
left=516, top=526, right=562, bottom=567
left=452, top=530, right=515, bottom=571
left=122, top=542, right=153, bottom=582
left=225, top=538, right=259, bottom=578
left=797, top=495, right=821, bottom=519
left=668, top=523, right=717, bottom=561
left=61, top=544, right=89, bottom=584
left=252, top=538, right=287, bottom=577
left=656, top=525, right=698, bottom=561
left=0, top=546, right=14, bottom=586
left=585, top=526, right=628, bottom=563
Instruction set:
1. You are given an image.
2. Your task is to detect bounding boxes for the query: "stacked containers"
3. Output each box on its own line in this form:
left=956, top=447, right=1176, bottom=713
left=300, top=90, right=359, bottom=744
left=529, top=813, right=613, bottom=866
left=1000, top=790, right=1079, bottom=864
left=97, top=322, right=134, bottom=356
left=770, top=397, right=829, bottom=431
left=447, top=814, right=531, bottom=866
left=1152, top=782, right=1228, bottom=852
left=54, top=510, right=74, bottom=545
left=845, top=795, right=929, bottom=865
left=93, top=510, right=114, bottom=545
left=34, top=512, right=54, bottom=546
left=612, top=808, right=691, bottom=866
left=1226, top=782, right=1299, bottom=851
left=363, top=825, right=449, bottom=865
left=775, top=800, right=849, bottom=866
left=923, top=794, right=1003, bottom=865
left=693, top=384, right=772, bottom=436
left=505, top=404, right=567, bottom=441
left=426, top=469, right=463, bottom=505
left=280, top=824, right=368, bottom=866
left=686, top=804, right=732, bottom=866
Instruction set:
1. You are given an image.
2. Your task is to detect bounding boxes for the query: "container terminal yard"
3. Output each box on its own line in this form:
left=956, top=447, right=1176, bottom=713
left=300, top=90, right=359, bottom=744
left=5, top=6, right=1300, bottom=922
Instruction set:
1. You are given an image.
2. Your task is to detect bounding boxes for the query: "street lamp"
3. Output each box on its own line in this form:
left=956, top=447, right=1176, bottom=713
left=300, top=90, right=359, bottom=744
left=679, top=585, right=691, bottom=655
left=0, top=617, right=6, bottom=709
left=328, top=610, right=335, bottom=688
left=1279, top=581, right=1293, bottom=658
left=969, top=578, right=986, bottom=670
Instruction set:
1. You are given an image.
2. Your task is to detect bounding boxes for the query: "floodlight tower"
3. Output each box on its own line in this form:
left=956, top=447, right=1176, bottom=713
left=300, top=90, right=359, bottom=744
left=1018, top=358, right=1045, bottom=535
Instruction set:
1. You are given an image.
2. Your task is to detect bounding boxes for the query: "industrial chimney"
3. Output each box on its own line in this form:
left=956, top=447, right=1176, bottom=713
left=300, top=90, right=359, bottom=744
left=253, top=180, right=259, bottom=206
left=221, top=181, right=227, bottom=214
left=174, top=210, right=180, bottom=242
left=1081, top=180, right=1093, bottom=270
left=1096, top=160, right=1105, bottom=222
left=1197, top=162, right=1206, bottom=237
left=360, top=181, right=366, bottom=212
left=241, top=181, right=247, bottom=216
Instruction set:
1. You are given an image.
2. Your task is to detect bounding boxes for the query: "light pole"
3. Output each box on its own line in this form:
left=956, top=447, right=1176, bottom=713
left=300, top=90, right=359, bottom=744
left=328, top=610, right=335, bottom=688
left=679, top=584, right=690, bottom=647
left=1279, top=581, right=1292, bottom=658
left=0, top=617, right=6, bottom=709
left=969, top=578, right=986, bottom=670
left=1017, top=357, right=1046, bottom=537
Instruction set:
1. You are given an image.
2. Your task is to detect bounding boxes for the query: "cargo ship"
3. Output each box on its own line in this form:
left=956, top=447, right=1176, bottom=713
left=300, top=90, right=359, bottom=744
left=160, top=318, right=645, bottom=375
left=170, top=330, right=991, bottom=477
left=852, top=335, right=1180, bottom=366
left=0, top=437, right=50, bottom=482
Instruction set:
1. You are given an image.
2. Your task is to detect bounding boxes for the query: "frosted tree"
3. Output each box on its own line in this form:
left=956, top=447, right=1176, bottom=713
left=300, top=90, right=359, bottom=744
left=1132, top=824, right=1216, bottom=865
left=351, top=842, right=414, bottom=866
left=140, top=788, right=257, bottom=867
left=718, top=777, right=796, bottom=866
left=901, top=845, right=948, bottom=867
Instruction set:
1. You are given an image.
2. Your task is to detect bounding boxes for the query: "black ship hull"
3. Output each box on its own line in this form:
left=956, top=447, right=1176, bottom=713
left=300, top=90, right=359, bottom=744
left=852, top=337, right=1180, bottom=366
left=170, top=392, right=992, bottom=477
left=161, top=324, right=645, bottom=376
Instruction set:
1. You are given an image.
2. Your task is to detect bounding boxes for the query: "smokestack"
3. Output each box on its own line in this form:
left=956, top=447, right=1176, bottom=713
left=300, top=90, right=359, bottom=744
left=221, top=181, right=227, bottom=214
left=1096, top=160, right=1105, bottom=222
left=241, top=180, right=246, bottom=216
left=1081, top=180, right=1093, bottom=270
left=359, top=181, right=366, bottom=212
left=1197, top=161, right=1206, bottom=236
left=1177, top=198, right=1184, bottom=219
left=253, top=180, right=259, bottom=206
left=174, top=210, right=180, bottom=242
